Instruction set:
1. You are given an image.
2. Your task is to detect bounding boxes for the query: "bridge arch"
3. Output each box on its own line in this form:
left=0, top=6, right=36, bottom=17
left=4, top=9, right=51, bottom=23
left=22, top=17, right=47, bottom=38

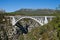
left=14, top=16, right=43, bottom=26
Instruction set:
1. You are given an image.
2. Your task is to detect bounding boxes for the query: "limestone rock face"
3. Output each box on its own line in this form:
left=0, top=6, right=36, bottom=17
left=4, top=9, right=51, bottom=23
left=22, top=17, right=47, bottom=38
left=0, top=16, right=40, bottom=40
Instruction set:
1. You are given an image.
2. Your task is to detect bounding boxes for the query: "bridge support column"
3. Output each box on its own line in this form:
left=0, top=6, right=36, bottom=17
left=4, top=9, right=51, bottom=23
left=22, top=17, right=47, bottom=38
left=11, top=16, right=16, bottom=26
left=44, top=16, right=48, bottom=24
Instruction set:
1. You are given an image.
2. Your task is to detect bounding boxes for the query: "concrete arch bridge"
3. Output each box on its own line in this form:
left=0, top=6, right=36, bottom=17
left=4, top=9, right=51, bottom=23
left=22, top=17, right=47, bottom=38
left=9, top=16, right=54, bottom=26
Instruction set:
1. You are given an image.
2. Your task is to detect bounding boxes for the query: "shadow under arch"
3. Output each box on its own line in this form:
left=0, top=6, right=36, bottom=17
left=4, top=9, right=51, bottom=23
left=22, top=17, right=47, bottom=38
left=15, top=17, right=42, bottom=34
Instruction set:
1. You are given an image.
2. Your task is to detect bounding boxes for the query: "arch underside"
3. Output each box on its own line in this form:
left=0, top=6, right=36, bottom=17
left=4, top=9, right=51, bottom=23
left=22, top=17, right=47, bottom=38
left=15, top=17, right=43, bottom=26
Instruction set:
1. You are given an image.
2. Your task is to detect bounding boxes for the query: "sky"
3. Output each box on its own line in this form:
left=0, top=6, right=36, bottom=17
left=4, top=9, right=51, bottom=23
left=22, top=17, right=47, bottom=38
left=0, top=0, right=60, bottom=12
